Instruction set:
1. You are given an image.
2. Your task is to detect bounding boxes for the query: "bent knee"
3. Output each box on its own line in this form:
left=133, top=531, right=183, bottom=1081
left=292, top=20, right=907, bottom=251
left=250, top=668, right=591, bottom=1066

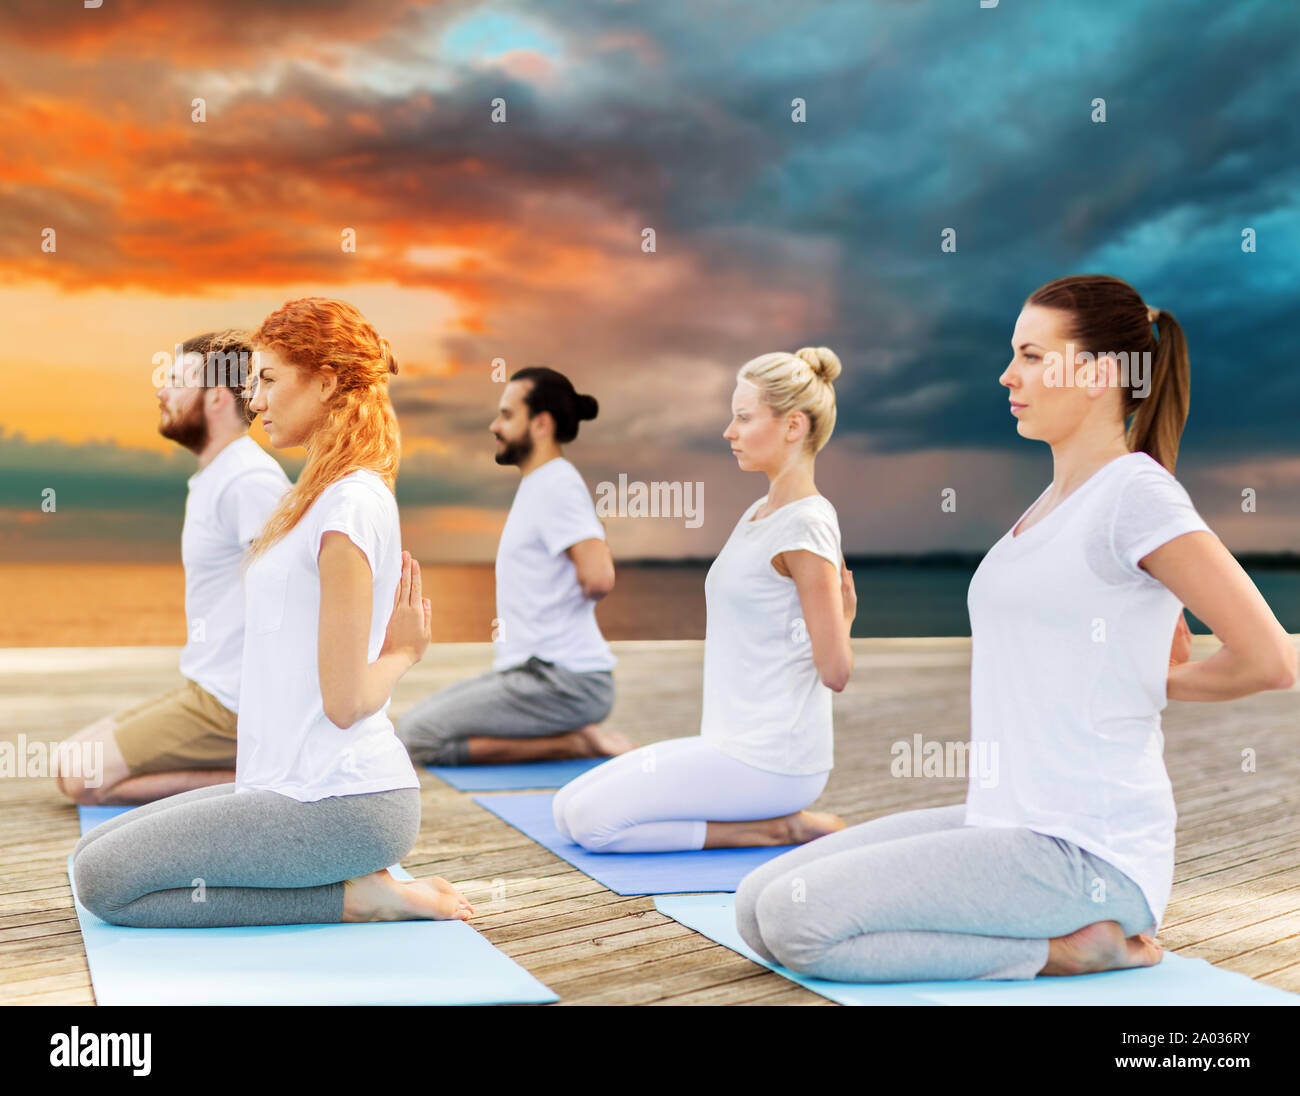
left=753, top=886, right=832, bottom=973
left=395, top=718, right=456, bottom=765
left=552, top=797, right=574, bottom=842
left=733, top=872, right=768, bottom=925
left=562, top=802, right=622, bottom=852
left=71, top=849, right=127, bottom=922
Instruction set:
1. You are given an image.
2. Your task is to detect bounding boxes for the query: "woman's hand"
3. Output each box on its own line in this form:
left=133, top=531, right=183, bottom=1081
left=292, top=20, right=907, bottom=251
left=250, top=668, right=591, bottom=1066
left=1169, top=609, right=1192, bottom=669
left=380, top=551, right=431, bottom=667
left=841, top=558, right=857, bottom=627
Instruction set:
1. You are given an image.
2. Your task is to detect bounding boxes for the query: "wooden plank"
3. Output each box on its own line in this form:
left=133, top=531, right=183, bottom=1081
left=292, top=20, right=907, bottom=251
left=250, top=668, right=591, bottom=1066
left=0, top=639, right=1296, bottom=1003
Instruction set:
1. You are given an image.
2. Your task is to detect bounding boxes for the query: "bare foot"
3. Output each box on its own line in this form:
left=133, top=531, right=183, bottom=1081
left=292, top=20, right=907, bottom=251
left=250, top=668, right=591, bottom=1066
left=1040, top=920, right=1163, bottom=976
left=704, top=810, right=845, bottom=849
left=341, top=869, right=475, bottom=923
left=784, top=810, right=846, bottom=844
left=573, top=723, right=636, bottom=758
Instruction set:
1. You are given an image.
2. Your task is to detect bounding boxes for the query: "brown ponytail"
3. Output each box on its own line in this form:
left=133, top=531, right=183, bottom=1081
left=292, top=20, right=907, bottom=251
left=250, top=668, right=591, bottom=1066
left=1125, top=309, right=1189, bottom=474
left=1026, top=275, right=1190, bottom=473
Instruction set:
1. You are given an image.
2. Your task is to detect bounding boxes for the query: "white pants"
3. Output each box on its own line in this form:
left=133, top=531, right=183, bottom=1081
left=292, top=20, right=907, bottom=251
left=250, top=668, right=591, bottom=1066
left=551, top=736, right=830, bottom=853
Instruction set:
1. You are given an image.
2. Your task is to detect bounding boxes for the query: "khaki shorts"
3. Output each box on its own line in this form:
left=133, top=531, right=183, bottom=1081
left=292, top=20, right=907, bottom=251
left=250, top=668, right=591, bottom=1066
left=111, top=679, right=239, bottom=775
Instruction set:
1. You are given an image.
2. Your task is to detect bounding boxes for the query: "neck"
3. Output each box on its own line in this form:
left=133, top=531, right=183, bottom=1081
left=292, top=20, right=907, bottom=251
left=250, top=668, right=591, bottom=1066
left=762, top=453, right=817, bottom=505
left=1046, top=419, right=1129, bottom=497
left=194, top=425, right=247, bottom=471
left=519, top=440, right=562, bottom=477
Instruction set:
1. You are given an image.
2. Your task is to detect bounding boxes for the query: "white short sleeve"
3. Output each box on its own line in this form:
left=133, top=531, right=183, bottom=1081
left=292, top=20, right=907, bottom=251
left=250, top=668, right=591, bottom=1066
left=539, top=473, right=605, bottom=556
left=1111, top=464, right=1213, bottom=580
left=218, top=470, right=288, bottom=546
left=313, top=480, right=390, bottom=576
left=774, top=506, right=842, bottom=571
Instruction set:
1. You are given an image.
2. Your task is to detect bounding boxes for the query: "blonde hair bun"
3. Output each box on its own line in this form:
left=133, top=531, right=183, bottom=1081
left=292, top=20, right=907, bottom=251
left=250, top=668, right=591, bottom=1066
left=736, top=345, right=841, bottom=455
left=794, top=346, right=841, bottom=384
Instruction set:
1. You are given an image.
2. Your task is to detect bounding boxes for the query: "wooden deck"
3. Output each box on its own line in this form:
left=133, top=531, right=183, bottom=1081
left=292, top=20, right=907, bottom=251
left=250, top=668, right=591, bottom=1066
left=1, top=638, right=1297, bottom=1005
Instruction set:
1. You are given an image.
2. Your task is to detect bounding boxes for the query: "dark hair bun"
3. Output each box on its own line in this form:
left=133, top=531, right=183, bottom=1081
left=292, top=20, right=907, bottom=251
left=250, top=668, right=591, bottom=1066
left=578, top=394, right=599, bottom=421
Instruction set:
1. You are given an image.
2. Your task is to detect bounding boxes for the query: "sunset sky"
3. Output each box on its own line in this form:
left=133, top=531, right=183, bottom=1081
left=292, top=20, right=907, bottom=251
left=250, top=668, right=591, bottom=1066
left=2, top=0, right=1297, bottom=562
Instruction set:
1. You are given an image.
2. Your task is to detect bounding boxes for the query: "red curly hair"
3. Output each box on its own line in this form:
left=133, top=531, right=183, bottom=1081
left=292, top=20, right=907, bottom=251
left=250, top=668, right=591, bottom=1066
left=244, top=297, right=401, bottom=562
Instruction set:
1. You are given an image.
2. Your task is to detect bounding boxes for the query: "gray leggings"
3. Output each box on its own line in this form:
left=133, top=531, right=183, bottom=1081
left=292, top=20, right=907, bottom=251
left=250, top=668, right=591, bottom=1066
left=398, top=657, right=614, bottom=766
left=735, top=803, right=1156, bottom=982
left=71, top=783, right=420, bottom=928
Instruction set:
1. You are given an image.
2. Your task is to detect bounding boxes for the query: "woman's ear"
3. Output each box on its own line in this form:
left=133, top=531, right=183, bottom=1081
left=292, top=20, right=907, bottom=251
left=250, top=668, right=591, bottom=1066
left=1084, top=353, right=1121, bottom=402
left=317, top=368, right=339, bottom=402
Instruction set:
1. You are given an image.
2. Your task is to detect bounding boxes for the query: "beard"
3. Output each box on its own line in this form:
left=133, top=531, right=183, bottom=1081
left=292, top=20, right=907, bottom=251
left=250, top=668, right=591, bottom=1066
left=493, top=431, right=533, bottom=466
left=158, top=397, right=209, bottom=452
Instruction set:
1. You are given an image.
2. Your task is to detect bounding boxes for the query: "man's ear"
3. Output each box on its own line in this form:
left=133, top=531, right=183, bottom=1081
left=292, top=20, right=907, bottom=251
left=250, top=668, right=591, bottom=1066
left=531, top=409, right=554, bottom=442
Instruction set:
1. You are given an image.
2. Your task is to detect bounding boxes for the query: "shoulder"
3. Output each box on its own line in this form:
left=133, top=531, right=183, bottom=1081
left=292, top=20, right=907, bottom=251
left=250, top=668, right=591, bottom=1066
left=246, top=448, right=291, bottom=485
left=784, top=494, right=840, bottom=531
left=317, top=470, right=397, bottom=517
left=548, top=459, right=589, bottom=491
left=222, top=436, right=283, bottom=475
left=210, top=440, right=288, bottom=504
left=1111, top=452, right=1194, bottom=507
left=538, top=459, right=595, bottom=506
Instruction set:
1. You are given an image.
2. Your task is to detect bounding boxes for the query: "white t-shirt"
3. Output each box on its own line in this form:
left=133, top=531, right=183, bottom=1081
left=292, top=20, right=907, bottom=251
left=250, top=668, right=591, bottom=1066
left=964, top=452, right=1214, bottom=928
left=178, top=435, right=291, bottom=711
left=492, top=457, right=616, bottom=674
left=235, top=469, right=420, bottom=802
left=700, top=494, right=843, bottom=775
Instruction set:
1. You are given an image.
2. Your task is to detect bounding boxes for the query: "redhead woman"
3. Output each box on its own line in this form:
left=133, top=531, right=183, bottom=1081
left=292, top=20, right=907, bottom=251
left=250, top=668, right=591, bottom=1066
left=734, top=275, right=1296, bottom=982
left=72, top=298, right=473, bottom=927
left=551, top=347, right=854, bottom=853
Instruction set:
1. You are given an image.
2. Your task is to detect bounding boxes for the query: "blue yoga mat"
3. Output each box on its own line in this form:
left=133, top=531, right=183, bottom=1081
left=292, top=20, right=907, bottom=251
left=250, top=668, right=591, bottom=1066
left=78, top=804, right=133, bottom=834
left=655, top=894, right=1300, bottom=1006
left=427, top=757, right=609, bottom=792
left=471, top=792, right=798, bottom=895
left=70, top=807, right=557, bottom=1006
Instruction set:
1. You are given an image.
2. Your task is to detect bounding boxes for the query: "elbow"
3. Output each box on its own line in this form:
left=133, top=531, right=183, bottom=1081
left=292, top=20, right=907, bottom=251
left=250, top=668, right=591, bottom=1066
left=323, top=695, right=361, bottom=729
left=819, top=651, right=853, bottom=694
left=582, top=573, right=615, bottom=601
left=1266, top=645, right=1298, bottom=691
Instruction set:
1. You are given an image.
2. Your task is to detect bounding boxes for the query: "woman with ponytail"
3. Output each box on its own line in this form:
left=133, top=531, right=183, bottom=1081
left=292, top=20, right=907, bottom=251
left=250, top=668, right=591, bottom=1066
left=72, top=298, right=474, bottom=927
left=552, top=347, right=853, bottom=852
left=735, top=275, right=1296, bottom=983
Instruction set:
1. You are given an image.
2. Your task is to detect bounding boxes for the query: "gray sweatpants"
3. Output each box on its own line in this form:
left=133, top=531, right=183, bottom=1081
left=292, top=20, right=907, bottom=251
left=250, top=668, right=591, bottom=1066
left=735, top=803, right=1155, bottom=982
left=397, top=656, right=615, bottom=766
left=71, top=782, right=420, bottom=928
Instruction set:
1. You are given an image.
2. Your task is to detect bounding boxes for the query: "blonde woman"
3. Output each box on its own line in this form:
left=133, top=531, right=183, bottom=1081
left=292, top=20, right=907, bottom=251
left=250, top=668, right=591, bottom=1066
left=736, top=276, right=1297, bottom=982
left=72, top=299, right=473, bottom=927
left=552, top=347, right=854, bottom=852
